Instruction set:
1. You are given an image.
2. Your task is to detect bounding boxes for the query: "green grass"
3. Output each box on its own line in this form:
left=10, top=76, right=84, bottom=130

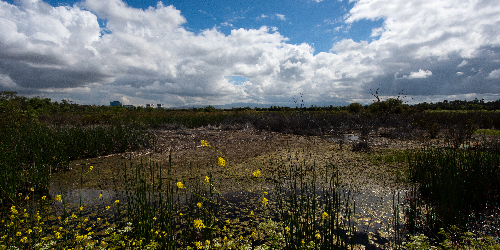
left=406, top=146, right=500, bottom=242
left=475, top=129, right=500, bottom=136
left=2, top=99, right=500, bottom=249
left=0, top=140, right=356, bottom=249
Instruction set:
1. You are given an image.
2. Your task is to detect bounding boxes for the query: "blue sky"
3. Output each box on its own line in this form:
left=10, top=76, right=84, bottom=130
left=1, top=0, right=499, bottom=107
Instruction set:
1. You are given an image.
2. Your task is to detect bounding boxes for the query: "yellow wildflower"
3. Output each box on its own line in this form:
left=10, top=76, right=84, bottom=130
left=30, top=187, right=34, bottom=192
left=204, top=176, right=210, bottom=183
left=195, top=241, right=203, bottom=249
left=20, top=236, right=28, bottom=243
left=218, top=157, right=225, bottom=167
left=176, top=182, right=184, bottom=189
left=201, top=140, right=209, bottom=147
left=114, top=200, right=119, bottom=204
left=80, top=206, right=83, bottom=211
left=16, top=232, right=21, bottom=237
left=224, top=236, right=228, bottom=241
left=194, top=219, right=205, bottom=230
left=41, top=196, right=46, bottom=200
left=55, top=195, right=62, bottom=202
left=226, top=219, right=230, bottom=224
left=264, top=191, right=268, bottom=195
left=285, top=226, right=290, bottom=233
left=179, top=213, right=183, bottom=216
left=153, top=217, right=157, bottom=221
left=250, top=211, right=254, bottom=216
left=240, top=235, right=243, bottom=240
left=302, top=240, right=305, bottom=244
left=197, top=202, right=202, bottom=208
left=99, top=193, right=103, bottom=199
left=322, top=212, right=328, bottom=220
left=262, top=197, right=269, bottom=207
left=253, top=170, right=261, bottom=178
left=315, top=233, right=321, bottom=239
left=205, top=240, right=210, bottom=245
left=25, top=196, right=29, bottom=200
left=89, top=166, right=93, bottom=171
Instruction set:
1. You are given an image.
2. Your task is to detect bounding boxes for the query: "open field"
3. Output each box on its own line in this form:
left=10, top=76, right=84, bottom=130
left=2, top=95, right=500, bottom=249
left=49, top=126, right=411, bottom=249
left=46, top=125, right=499, bottom=249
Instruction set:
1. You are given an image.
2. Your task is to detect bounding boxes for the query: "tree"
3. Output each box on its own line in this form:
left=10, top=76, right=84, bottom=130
left=347, top=102, right=364, bottom=113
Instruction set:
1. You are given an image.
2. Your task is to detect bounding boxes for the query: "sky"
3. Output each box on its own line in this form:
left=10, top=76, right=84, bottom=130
left=1, top=0, right=500, bottom=108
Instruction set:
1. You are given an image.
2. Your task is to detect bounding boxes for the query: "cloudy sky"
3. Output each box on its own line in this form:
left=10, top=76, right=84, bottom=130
left=1, top=0, right=499, bottom=107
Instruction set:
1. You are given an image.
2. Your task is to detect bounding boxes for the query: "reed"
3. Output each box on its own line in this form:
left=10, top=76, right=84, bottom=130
left=1, top=139, right=356, bottom=249
left=406, top=145, right=500, bottom=238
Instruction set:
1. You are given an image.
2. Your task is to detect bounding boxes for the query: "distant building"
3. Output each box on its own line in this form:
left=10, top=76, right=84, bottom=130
left=156, top=104, right=164, bottom=109
left=110, top=101, right=122, bottom=107
left=123, top=105, right=134, bottom=108
left=146, top=104, right=155, bottom=108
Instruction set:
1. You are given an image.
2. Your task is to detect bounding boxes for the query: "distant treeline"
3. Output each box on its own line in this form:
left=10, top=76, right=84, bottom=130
left=2, top=91, right=500, bottom=114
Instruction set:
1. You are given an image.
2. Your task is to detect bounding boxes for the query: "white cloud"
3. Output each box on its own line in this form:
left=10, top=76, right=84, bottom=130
left=1, top=0, right=500, bottom=107
left=408, top=69, right=432, bottom=79
left=456, top=72, right=464, bottom=76
left=370, top=27, right=383, bottom=37
left=457, top=60, right=468, bottom=67
left=275, top=14, right=286, bottom=21
left=488, top=69, right=500, bottom=79
left=344, top=0, right=500, bottom=59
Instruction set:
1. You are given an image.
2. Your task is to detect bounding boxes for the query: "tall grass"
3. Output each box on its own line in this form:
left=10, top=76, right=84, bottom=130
left=0, top=110, right=153, bottom=210
left=406, top=146, right=500, bottom=237
left=1, top=140, right=356, bottom=249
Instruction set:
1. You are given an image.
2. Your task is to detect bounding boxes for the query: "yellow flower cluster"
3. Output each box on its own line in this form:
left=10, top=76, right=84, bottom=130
left=253, top=170, right=261, bottom=178
left=195, top=241, right=203, bottom=249
left=218, top=157, right=225, bottom=167
left=262, top=197, right=269, bottom=207
left=176, top=182, right=184, bottom=189
left=322, top=212, right=328, bottom=220
left=10, top=206, right=18, bottom=215
left=194, top=219, right=205, bottom=230
left=201, top=140, right=209, bottom=147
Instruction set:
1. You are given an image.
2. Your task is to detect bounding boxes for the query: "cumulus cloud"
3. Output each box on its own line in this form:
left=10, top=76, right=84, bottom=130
left=408, top=69, right=432, bottom=79
left=339, top=0, right=500, bottom=98
left=489, top=69, right=500, bottom=79
left=1, top=0, right=500, bottom=106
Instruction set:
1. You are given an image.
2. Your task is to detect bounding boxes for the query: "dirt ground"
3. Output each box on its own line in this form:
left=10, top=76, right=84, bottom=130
left=52, top=125, right=421, bottom=192
left=49, top=126, right=421, bottom=248
left=49, top=126, right=500, bottom=249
